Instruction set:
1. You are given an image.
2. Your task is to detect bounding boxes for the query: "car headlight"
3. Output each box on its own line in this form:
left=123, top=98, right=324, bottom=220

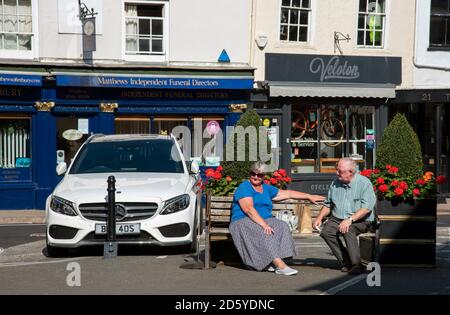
left=50, top=196, right=78, bottom=216
left=160, top=194, right=190, bottom=215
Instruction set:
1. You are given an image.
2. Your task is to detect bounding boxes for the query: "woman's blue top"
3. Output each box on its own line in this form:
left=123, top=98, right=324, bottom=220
left=231, top=180, right=279, bottom=222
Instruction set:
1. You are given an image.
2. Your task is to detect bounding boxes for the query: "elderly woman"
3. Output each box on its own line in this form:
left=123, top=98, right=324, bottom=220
left=230, top=161, right=325, bottom=275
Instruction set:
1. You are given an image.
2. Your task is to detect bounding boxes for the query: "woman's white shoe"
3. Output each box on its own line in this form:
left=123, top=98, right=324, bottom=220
left=275, top=266, right=298, bottom=276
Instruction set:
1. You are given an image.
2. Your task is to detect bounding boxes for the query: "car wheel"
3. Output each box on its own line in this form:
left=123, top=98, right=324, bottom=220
left=46, top=237, right=69, bottom=258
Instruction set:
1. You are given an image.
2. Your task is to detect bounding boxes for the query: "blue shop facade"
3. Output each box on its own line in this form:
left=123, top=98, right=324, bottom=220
left=0, top=68, right=253, bottom=210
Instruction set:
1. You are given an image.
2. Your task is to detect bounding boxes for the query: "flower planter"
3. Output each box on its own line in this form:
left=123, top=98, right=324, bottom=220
left=376, top=199, right=437, bottom=267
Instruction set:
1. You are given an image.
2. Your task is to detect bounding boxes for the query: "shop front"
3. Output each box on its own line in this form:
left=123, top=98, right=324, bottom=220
left=253, top=53, right=401, bottom=195
left=392, top=89, right=450, bottom=196
left=0, top=69, right=253, bottom=210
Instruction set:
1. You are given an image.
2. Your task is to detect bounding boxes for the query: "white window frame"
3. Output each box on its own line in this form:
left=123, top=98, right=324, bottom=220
left=0, top=0, right=38, bottom=59
left=355, top=0, right=388, bottom=49
left=121, top=0, right=169, bottom=63
left=278, top=0, right=312, bottom=43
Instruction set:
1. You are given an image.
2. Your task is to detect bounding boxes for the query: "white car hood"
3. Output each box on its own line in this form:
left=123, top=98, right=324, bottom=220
left=53, top=172, right=191, bottom=205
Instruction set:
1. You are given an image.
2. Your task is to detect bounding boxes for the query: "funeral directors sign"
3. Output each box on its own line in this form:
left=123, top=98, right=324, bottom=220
left=265, top=53, right=401, bottom=85
left=56, top=75, right=254, bottom=90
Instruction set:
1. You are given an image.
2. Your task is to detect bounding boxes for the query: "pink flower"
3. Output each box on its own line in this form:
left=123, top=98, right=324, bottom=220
left=413, top=188, right=421, bottom=196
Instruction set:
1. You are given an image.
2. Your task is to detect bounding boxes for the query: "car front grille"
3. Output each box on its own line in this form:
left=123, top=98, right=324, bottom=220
left=78, top=202, right=159, bottom=222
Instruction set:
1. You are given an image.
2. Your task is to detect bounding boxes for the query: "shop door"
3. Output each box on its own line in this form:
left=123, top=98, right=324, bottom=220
left=258, top=114, right=283, bottom=170
left=55, top=116, right=95, bottom=182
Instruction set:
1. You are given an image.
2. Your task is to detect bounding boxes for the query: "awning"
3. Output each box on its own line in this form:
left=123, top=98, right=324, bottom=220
left=269, top=83, right=396, bottom=98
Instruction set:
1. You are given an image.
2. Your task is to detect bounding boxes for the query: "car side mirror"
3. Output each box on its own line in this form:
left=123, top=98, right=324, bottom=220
left=56, top=162, right=67, bottom=176
left=189, top=160, right=199, bottom=175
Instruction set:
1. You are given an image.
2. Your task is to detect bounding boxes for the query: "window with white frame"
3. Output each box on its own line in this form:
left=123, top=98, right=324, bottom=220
left=125, top=3, right=165, bottom=55
left=357, top=0, right=386, bottom=48
left=280, top=0, right=311, bottom=42
left=430, top=0, right=450, bottom=48
left=0, top=0, right=32, bottom=51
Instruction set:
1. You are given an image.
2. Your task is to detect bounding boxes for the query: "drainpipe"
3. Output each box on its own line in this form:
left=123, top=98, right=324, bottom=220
left=249, top=0, right=256, bottom=69
left=413, top=0, right=450, bottom=71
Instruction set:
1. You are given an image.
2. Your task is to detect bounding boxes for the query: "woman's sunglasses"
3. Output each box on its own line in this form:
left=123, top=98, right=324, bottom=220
left=250, top=171, right=265, bottom=178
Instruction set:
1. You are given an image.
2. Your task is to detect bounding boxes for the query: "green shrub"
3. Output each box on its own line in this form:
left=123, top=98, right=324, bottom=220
left=221, top=110, right=271, bottom=183
left=375, top=113, right=423, bottom=178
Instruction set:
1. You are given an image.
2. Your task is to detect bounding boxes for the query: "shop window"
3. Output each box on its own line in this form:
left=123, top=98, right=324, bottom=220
left=115, top=116, right=150, bottom=134
left=429, top=0, right=450, bottom=49
left=124, top=2, right=166, bottom=56
left=0, top=116, right=31, bottom=181
left=153, top=116, right=187, bottom=136
left=279, top=0, right=311, bottom=42
left=0, top=0, right=34, bottom=54
left=291, top=105, right=374, bottom=174
left=357, top=0, right=385, bottom=48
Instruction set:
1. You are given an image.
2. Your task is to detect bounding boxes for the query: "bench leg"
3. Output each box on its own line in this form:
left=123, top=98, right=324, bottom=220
left=204, top=228, right=211, bottom=269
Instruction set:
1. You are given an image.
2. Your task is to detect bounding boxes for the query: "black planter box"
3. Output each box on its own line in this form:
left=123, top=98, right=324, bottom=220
left=376, top=199, right=437, bottom=266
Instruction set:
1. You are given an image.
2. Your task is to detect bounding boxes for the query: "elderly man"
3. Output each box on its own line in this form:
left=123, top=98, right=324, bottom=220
left=313, top=158, right=376, bottom=275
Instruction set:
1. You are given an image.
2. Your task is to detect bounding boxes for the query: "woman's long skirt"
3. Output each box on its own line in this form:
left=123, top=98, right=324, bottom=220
left=229, top=217, right=297, bottom=271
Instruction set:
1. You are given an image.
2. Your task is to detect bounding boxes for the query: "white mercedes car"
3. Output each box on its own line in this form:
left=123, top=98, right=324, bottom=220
left=45, top=134, right=202, bottom=257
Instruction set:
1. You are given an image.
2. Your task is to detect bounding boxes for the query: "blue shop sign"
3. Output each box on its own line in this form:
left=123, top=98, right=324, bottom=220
left=56, top=75, right=254, bottom=90
left=0, top=74, right=42, bottom=86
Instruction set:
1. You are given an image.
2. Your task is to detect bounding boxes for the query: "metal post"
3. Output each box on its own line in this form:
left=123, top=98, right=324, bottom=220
left=103, top=176, right=118, bottom=259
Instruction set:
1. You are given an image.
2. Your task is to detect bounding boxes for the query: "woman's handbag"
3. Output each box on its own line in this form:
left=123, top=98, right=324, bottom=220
left=274, top=210, right=299, bottom=232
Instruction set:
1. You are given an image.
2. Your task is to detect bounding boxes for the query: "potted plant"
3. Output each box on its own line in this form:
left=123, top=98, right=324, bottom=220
left=360, top=113, right=445, bottom=266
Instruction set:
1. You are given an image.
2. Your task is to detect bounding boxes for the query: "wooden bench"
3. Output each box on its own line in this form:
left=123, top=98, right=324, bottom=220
left=204, top=195, right=310, bottom=269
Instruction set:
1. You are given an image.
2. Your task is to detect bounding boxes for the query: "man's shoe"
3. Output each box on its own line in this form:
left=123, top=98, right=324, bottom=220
left=275, top=266, right=298, bottom=276
left=348, top=264, right=365, bottom=275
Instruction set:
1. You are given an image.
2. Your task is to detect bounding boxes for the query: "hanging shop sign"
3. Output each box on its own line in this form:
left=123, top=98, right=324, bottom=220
left=366, top=129, right=375, bottom=150
left=62, top=129, right=83, bottom=141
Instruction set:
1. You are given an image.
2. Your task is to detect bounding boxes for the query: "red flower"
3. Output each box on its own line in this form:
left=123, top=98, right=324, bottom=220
left=226, top=176, right=232, bottom=182
left=415, top=179, right=426, bottom=185
left=278, top=169, right=287, bottom=177
left=394, top=188, right=404, bottom=196
left=205, top=168, right=215, bottom=178
left=413, top=188, right=421, bottom=196
left=378, top=184, right=389, bottom=193
left=399, top=182, right=408, bottom=190
left=386, top=164, right=392, bottom=170
left=283, top=176, right=292, bottom=183
left=264, top=180, right=270, bottom=185
left=213, top=172, right=222, bottom=180
left=216, top=166, right=223, bottom=172
left=373, top=169, right=380, bottom=174
left=273, top=171, right=281, bottom=178
left=373, top=186, right=377, bottom=192
left=270, top=178, right=278, bottom=185
left=436, top=175, right=446, bottom=185
left=388, top=167, right=399, bottom=174
left=376, top=178, right=385, bottom=184
left=360, top=169, right=372, bottom=177
left=391, top=180, right=399, bottom=187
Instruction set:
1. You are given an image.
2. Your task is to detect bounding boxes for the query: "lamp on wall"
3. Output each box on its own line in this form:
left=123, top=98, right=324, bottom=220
left=255, top=35, right=268, bottom=49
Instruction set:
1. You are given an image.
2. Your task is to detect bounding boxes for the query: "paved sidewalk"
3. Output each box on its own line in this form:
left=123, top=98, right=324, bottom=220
left=0, top=210, right=45, bottom=224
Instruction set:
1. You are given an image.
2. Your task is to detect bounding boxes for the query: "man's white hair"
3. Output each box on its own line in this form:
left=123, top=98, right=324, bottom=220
left=338, top=158, right=357, bottom=173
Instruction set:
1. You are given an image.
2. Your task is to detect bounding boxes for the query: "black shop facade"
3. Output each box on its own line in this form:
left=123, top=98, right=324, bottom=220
left=251, top=53, right=402, bottom=195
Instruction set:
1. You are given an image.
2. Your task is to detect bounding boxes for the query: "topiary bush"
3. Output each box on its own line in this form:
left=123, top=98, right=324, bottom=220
left=375, top=113, right=423, bottom=178
left=221, top=110, right=271, bottom=184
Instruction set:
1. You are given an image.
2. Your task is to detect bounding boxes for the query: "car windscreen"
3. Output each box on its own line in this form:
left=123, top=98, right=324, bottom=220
left=69, top=139, right=184, bottom=174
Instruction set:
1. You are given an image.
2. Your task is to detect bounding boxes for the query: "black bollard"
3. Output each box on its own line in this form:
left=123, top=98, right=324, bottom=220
left=103, top=175, right=118, bottom=259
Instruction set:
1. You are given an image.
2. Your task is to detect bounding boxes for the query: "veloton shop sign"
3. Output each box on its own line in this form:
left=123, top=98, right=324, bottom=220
left=266, top=53, right=401, bottom=85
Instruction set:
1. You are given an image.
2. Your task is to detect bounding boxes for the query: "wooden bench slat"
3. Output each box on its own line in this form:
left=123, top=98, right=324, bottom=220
left=210, top=216, right=230, bottom=222
left=210, top=209, right=231, bottom=215
left=211, top=202, right=233, bottom=208
left=210, top=227, right=230, bottom=234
